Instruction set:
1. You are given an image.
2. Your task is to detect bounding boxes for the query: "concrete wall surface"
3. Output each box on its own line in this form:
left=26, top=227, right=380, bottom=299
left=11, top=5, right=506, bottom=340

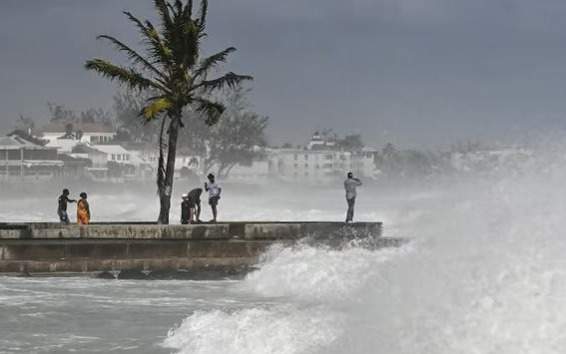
left=0, top=222, right=394, bottom=279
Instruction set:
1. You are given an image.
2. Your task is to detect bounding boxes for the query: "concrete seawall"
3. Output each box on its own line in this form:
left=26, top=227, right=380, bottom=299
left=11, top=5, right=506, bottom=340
left=0, top=222, right=401, bottom=279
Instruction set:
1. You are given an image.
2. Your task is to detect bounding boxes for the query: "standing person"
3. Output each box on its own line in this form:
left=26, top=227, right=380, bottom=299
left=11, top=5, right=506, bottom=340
left=204, top=174, right=222, bottom=223
left=180, top=194, right=190, bottom=224
left=344, top=172, right=362, bottom=223
left=57, top=189, right=76, bottom=224
left=77, top=192, right=91, bottom=225
left=187, top=188, right=203, bottom=224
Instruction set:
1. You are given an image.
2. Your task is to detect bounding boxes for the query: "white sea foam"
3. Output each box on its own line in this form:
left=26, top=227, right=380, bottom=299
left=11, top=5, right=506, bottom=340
left=163, top=306, right=341, bottom=354
left=164, top=143, right=566, bottom=354
left=246, top=243, right=413, bottom=302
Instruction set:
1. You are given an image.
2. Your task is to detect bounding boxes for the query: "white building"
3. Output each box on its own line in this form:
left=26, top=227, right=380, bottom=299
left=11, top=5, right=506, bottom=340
left=69, top=144, right=152, bottom=180
left=45, top=138, right=80, bottom=153
left=71, top=144, right=108, bottom=170
left=92, top=145, right=151, bottom=171
left=307, top=131, right=337, bottom=150
left=39, top=122, right=116, bottom=144
left=0, top=135, right=63, bottom=180
left=126, top=146, right=200, bottom=177
left=267, top=148, right=376, bottom=184
left=211, top=131, right=378, bottom=184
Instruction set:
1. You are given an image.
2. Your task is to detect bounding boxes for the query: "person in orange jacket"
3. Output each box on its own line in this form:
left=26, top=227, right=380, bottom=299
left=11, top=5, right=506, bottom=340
left=77, top=192, right=91, bottom=225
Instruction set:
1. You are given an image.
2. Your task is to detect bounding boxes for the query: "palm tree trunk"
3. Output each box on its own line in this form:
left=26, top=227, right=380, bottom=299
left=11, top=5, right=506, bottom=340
left=156, top=116, right=168, bottom=222
left=157, top=113, right=181, bottom=224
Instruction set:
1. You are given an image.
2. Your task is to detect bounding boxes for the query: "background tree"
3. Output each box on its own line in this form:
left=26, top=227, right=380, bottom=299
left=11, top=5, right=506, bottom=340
left=113, top=89, right=161, bottom=143
left=47, top=102, right=113, bottom=127
left=85, top=0, right=252, bottom=223
left=62, top=123, right=75, bottom=139
left=203, top=86, right=269, bottom=178
left=114, top=85, right=268, bottom=179
left=338, top=134, right=364, bottom=152
left=80, top=108, right=113, bottom=125
left=14, top=115, right=36, bottom=135
left=48, top=103, right=77, bottom=123
left=9, top=115, right=45, bottom=145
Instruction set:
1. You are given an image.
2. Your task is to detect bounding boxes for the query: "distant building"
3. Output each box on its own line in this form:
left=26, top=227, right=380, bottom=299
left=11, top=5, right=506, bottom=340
left=216, top=131, right=378, bottom=184
left=70, top=144, right=109, bottom=180
left=57, top=153, right=93, bottom=179
left=45, top=138, right=81, bottom=153
left=0, top=135, right=63, bottom=180
left=266, top=148, right=376, bottom=184
left=90, top=145, right=152, bottom=180
left=39, top=122, right=116, bottom=144
left=307, top=131, right=337, bottom=150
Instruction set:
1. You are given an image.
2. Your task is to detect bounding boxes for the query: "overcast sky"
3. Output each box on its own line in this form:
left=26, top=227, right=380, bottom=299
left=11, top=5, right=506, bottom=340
left=2, top=0, right=566, bottom=147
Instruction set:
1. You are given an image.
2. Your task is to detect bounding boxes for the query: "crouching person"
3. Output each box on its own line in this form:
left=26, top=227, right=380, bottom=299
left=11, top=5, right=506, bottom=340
left=187, top=188, right=203, bottom=224
left=181, top=194, right=190, bottom=224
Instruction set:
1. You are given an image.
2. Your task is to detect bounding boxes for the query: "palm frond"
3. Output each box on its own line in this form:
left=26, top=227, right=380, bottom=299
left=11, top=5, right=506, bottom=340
left=142, top=97, right=173, bottom=121
left=96, top=35, right=166, bottom=80
left=183, top=0, right=194, bottom=19
left=194, top=97, right=225, bottom=125
left=194, top=72, right=253, bottom=92
left=198, top=0, right=208, bottom=30
left=85, top=58, right=160, bottom=91
left=123, top=11, right=152, bottom=40
left=173, top=0, right=184, bottom=16
left=154, top=0, right=174, bottom=32
left=175, top=16, right=200, bottom=68
left=123, top=11, right=173, bottom=65
left=194, top=47, right=236, bottom=79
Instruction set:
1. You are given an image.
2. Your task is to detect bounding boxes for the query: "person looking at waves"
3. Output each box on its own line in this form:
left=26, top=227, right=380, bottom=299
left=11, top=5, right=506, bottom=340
left=205, top=174, right=221, bottom=223
left=344, top=172, right=362, bottom=223
left=57, top=188, right=76, bottom=224
left=77, top=192, right=90, bottom=225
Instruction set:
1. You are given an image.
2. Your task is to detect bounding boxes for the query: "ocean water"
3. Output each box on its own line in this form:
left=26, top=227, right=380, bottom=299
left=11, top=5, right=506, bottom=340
left=3, top=149, right=566, bottom=353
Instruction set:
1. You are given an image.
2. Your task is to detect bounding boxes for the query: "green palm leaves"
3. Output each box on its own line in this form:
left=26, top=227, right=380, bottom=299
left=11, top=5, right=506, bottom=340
left=85, top=0, right=252, bottom=122
left=85, top=0, right=252, bottom=223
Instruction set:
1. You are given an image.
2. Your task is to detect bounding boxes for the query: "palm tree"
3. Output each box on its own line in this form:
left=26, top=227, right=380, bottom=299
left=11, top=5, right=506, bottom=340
left=85, top=0, right=252, bottom=224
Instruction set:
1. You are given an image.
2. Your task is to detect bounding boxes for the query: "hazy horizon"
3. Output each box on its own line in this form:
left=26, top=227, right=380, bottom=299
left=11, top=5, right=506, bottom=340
left=3, top=0, right=566, bottom=148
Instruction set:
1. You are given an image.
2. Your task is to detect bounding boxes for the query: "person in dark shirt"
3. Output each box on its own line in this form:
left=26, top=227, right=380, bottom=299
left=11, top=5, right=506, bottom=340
left=57, top=189, right=76, bottom=224
left=180, top=194, right=190, bottom=225
left=187, top=188, right=203, bottom=224
left=344, top=172, right=362, bottom=223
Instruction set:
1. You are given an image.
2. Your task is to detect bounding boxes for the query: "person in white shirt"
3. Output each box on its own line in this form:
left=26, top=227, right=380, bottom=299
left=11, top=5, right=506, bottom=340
left=205, top=173, right=222, bottom=223
left=344, top=172, right=362, bottom=223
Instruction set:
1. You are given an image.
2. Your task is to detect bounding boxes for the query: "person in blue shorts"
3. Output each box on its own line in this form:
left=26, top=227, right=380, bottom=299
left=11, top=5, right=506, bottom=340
left=204, top=174, right=222, bottom=223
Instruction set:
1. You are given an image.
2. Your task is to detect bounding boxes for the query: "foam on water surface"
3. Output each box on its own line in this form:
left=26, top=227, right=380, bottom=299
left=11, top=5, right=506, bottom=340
left=5, top=144, right=566, bottom=353
left=163, top=146, right=566, bottom=354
